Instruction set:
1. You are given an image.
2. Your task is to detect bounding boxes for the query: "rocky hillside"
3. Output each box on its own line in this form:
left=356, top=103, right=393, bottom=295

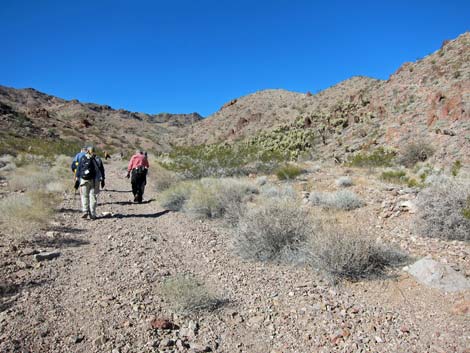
left=179, top=32, right=470, bottom=165
left=0, top=86, right=202, bottom=154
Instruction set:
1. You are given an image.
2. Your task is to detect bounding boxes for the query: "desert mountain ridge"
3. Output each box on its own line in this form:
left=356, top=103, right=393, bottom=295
left=1, top=32, right=469, bottom=164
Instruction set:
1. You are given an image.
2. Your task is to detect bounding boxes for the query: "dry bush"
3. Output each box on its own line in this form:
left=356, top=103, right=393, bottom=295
left=232, top=198, right=312, bottom=263
left=398, top=141, right=434, bottom=167
left=158, top=181, right=194, bottom=211
left=415, top=178, right=470, bottom=241
left=160, top=274, right=223, bottom=313
left=153, top=164, right=181, bottom=192
left=335, top=176, right=353, bottom=187
left=184, top=178, right=257, bottom=220
left=311, top=227, right=408, bottom=280
left=0, top=191, right=58, bottom=235
left=7, top=165, right=51, bottom=191
left=309, top=190, right=365, bottom=210
left=260, top=184, right=297, bottom=200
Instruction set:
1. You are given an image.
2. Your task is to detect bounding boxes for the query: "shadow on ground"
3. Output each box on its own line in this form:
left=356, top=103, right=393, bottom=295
left=0, top=279, right=49, bottom=312
left=101, top=199, right=155, bottom=206
left=104, top=189, right=132, bottom=193
left=113, top=210, right=170, bottom=219
left=29, top=235, right=89, bottom=249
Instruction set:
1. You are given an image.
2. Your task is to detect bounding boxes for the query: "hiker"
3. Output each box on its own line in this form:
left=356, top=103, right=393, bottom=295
left=127, top=150, right=149, bottom=203
left=74, top=146, right=105, bottom=219
left=104, top=151, right=111, bottom=160
left=71, top=147, right=87, bottom=175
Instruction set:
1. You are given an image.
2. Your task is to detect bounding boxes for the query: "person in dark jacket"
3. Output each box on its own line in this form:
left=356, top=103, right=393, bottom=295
left=75, top=146, right=105, bottom=219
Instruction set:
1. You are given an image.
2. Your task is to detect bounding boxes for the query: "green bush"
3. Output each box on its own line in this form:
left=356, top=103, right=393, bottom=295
left=275, top=164, right=303, bottom=180
left=348, top=147, right=395, bottom=168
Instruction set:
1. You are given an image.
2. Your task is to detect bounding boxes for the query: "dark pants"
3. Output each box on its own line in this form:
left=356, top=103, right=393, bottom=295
left=131, top=168, right=147, bottom=203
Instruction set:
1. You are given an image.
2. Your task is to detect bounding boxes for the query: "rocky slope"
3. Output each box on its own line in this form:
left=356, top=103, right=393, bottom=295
left=179, top=32, right=470, bottom=165
left=0, top=86, right=202, bottom=154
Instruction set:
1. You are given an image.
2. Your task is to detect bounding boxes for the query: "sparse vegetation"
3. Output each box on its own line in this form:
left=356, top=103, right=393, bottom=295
left=152, top=164, right=180, bottom=191
left=309, top=190, right=365, bottom=210
left=275, top=164, right=303, bottom=180
left=335, top=176, right=353, bottom=187
left=311, top=227, right=408, bottom=280
left=232, top=198, right=312, bottom=263
left=451, top=160, right=462, bottom=177
left=398, top=141, right=434, bottom=167
left=415, top=178, right=470, bottom=241
left=348, top=147, right=395, bottom=168
left=160, top=274, right=223, bottom=313
left=159, top=181, right=193, bottom=211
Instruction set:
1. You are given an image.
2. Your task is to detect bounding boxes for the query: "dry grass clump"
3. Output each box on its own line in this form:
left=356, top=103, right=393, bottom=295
left=311, top=227, right=408, bottom=280
left=153, top=164, right=181, bottom=192
left=184, top=178, right=257, bottom=220
left=159, top=181, right=194, bottom=211
left=309, top=190, right=365, bottom=210
left=335, top=176, right=353, bottom=187
left=275, top=164, right=304, bottom=180
left=160, top=274, right=224, bottom=313
left=260, top=184, right=297, bottom=200
left=232, top=198, right=312, bottom=263
left=0, top=191, right=58, bottom=234
left=415, top=178, right=470, bottom=241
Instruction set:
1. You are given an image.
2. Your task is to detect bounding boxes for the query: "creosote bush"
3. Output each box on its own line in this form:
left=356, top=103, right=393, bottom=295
left=159, top=181, right=193, bottom=211
left=311, top=227, right=408, bottom=280
left=160, top=274, right=223, bottom=313
left=275, top=164, right=304, bottom=180
left=233, top=198, right=312, bottom=263
left=398, top=141, right=434, bottom=167
left=153, top=164, right=180, bottom=192
left=415, top=178, right=470, bottom=241
left=309, top=190, right=365, bottom=211
left=348, top=147, right=395, bottom=168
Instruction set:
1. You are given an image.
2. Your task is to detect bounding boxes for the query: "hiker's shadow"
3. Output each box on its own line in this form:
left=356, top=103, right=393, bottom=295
left=0, top=279, right=49, bottom=312
left=104, top=189, right=131, bottom=193
left=101, top=199, right=154, bottom=206
left=113, top=210, right=170, bottom=219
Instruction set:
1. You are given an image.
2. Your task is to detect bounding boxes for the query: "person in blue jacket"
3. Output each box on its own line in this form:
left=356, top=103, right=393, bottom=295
left=71, top=147, right=87, bottom=175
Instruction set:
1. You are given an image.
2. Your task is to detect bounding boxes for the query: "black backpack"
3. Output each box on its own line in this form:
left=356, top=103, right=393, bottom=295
left=81, top=156, right=96, bottom=180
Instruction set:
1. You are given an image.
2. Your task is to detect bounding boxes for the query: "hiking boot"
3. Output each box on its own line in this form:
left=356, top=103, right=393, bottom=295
left=81, top=212, right=89, bottom=219
left=89, top=214, right=96, bottom=220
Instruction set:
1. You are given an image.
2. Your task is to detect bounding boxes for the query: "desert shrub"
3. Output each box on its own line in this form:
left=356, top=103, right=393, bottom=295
left=309, top=190, right=365, bottom=211
left=311, top=228, right=408, bottom=280
left=161, top=144, right=284, bottom=178
left=0, top=191, right=58, bottom=234
left=232, top=198, right=312, bottom=263
left=160, top=274, right=223, bottom=313
left=159, top=181, right=194, bottom=211
left=260, top=185, right=298, bottom=200
left=398, top=141, right=434, bottom=167
left=415, top=179, right=470, bottom=241
left=451, top=160, right=462, bottom=177
left=7, top=165, right=52, bottom=191
left=275, top=164, right=303, bottom=180
left=153, top=164, right=181, bottom=191
left=335, top=176, right=353, bottom=187
left=348, top=147, right=395, bottom=168
left=184, top=178, right=257, bottom=220
left=0, top=135, right=83, bottom=158
left=380, top=170, right=408, bottom=184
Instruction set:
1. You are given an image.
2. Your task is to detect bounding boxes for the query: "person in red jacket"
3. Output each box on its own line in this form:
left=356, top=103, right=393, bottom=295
left=127, top=150, right=149, bottom=203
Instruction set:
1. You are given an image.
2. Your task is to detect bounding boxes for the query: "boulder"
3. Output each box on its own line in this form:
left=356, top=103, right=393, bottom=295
left=405, top=257, right=470, bottom=292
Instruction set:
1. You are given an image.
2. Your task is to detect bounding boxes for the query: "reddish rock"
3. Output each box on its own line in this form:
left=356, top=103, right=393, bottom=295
left=150, top=318, right=179, bottom=330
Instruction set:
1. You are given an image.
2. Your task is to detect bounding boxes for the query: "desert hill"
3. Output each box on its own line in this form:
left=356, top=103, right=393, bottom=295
left=0, top=85, right=202, bottom=155
left=179, top=32, right=470, bottom=165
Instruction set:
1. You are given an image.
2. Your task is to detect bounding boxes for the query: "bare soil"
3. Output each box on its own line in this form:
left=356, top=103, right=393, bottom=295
left=1, top=161, right=469, bottom=353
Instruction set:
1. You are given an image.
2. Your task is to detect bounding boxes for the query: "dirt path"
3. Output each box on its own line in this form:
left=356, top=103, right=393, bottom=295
left=1, top=161, right=470, bottom=353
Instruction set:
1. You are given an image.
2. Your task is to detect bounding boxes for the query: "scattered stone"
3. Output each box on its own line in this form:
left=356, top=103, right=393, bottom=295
left=94, top=336, right=107, bottom=346
left=451, top=300, right=470, bottom=315
left=159, top=338, right=175, bottom=348
left=150, top=318, right=179, bottom=330
left=20, top=248, right=39, bottom=256
left=15, top=260, right=29, bottom=269
left=46, top=231, right=58, bottom=238
left=399, top=200, right=417, bottom=213
left=34, top=251, right=61, bottom=262
left=406, top=257, right=470, bottom=292
left=189, top=343, right=212, bottom=353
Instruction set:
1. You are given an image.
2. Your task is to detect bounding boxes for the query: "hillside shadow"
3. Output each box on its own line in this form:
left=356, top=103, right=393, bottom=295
left=113, top=210, right=170, bottom=219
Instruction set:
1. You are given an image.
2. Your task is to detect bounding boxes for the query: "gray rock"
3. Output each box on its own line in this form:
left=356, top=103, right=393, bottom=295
left=34, top=251, right=61, bottom=262
left=406, top=257, right=470, bottom=292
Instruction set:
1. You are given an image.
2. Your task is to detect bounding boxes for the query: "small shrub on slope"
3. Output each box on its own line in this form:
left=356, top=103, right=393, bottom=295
left=275, top=164, right=303, bottom=180
left=233, top=198, right=312, bottom=263
left=415, top=178, right=470, bottom=241
left=160, top=274, right=223, bottom=313
left=159, top=181, right=194, bottom=211
left=335, top=176, right=353, bottom=187
left=311, top=227, right=408, bottom=280
left=309, top=190, right=365, bottom=211
left=398, top=141, right=434, bottom=167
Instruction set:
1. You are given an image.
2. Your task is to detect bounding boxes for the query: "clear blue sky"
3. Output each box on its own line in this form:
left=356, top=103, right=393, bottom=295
left=1, top=0, right=468, bottom=116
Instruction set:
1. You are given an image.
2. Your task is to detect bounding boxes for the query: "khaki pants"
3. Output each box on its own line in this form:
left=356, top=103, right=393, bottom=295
left=80, top=179, right=100, bottom=217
